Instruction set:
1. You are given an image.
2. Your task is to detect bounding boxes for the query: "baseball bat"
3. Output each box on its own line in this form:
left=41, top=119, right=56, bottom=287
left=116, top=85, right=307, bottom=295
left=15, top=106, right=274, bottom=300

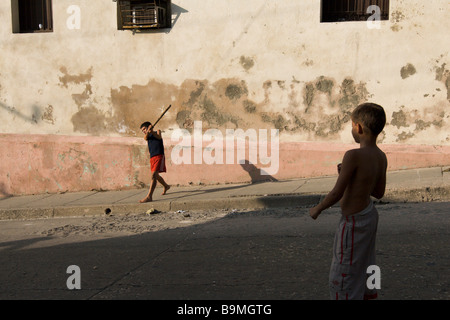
left=152, top=104, right=172, bottom=128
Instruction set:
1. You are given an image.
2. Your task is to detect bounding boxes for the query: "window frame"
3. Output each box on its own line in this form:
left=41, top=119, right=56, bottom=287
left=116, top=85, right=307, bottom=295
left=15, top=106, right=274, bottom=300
left=11, top=0, right=53, bottom=34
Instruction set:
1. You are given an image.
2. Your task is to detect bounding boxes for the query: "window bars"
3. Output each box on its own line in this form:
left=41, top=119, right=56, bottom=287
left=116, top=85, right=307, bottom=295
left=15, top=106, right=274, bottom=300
left=322, top=0, right=390, bottom=22
left=118, top=0, right=171, bottom=30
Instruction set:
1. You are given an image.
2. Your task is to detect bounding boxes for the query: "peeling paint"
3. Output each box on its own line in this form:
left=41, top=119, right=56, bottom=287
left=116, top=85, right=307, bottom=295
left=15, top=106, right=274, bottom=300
left=434, top=61, right=450, bottom=101
left=397, top=131, right=415, bottom=141
left=63, top=73, right=443, bottom=144
left=59, top=67, right=93, bottom=88
left=401, top=63, right=417, bottom=79
left=286, top=77, right=370, bottom=138
left=391, top=108, right=409, bottom=129
left=225, top=82, right=248, bottom=100
left=176, top=109, right=193, bottom=128
left=390, top=10, right=405, bottom=32
left=71, top=106, right=108, bottom=135
left=240, top=56, right=255, bottom=71
left=339, top=78, right=370, bottom=110
left=315, top=76, right=334, bottom=96
left=110, top=79, right=179, bottom=135
left=108, top=76, right=371, bottom=139
left=391, top=10, right=405, bottom=23
left=41, top=105, right=55, bottom=124
left=304, top=82, right=315, bottom=109
left=243, top=99, right=257, bottom=113
left=72, top=84, right=93, bottom=107
left=389, top=104, right=448, bottom=142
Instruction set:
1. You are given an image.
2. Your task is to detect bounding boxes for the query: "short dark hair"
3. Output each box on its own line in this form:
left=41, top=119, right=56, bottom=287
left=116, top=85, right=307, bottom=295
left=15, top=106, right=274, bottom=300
left=351, top=103, right=386, bottom=136
left=140, top=121, right=152, bottom=129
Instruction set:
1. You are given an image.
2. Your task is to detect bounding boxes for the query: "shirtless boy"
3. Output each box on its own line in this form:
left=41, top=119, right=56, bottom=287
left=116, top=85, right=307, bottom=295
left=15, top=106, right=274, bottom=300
left=139, top=121, right=170, bottom=203
left=309, top=102, right=388, bottom=300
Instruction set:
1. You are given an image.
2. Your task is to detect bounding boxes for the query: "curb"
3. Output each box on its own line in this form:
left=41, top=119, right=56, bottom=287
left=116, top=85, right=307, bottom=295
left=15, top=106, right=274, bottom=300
left=0, top=194, right=321, bottom=220
left=383, top=185, right=450, bottom=203
left=1, top=185, right=449, bottom=220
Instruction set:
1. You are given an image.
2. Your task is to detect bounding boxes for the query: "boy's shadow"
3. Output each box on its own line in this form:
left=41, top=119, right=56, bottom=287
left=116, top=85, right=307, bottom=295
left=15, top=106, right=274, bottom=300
left=239, top=160, right=278, bottom=184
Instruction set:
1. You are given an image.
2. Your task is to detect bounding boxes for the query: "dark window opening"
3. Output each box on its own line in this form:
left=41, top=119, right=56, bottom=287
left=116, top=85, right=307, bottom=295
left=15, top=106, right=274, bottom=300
left=11, top=0, right=53, bottom=33
left=321, top=0, right=389, bottom=22
left=117, top=0, right=172, bottom=31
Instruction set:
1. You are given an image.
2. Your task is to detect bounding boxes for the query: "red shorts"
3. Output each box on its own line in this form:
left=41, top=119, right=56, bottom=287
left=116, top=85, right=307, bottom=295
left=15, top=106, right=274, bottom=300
left=150, top=154, right=166, bottom=173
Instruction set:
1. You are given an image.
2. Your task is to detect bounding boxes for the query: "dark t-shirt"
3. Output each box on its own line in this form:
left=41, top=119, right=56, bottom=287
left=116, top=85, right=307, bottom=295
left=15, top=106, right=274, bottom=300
left=147, top=134, right=164, bottom=158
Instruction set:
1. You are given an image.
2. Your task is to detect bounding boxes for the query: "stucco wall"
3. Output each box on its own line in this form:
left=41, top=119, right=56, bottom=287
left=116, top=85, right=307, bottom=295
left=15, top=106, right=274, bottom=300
left=0, top=0, right=449, bottom=196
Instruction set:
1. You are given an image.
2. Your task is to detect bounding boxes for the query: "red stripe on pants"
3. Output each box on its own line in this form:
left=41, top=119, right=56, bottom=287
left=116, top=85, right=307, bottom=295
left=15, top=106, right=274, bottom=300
left=340, top=220, right=347, bottom=264
left=350, top=216, right=355, bottom=265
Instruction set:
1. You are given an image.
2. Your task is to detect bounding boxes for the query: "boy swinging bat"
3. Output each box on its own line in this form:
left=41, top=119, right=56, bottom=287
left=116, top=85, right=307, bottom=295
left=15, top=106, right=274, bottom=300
left=139, top=105, right=172, bottom=203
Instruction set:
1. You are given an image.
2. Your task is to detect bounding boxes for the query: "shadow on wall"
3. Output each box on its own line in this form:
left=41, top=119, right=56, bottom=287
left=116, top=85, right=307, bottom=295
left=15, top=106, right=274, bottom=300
left=171, top=2, right=189, bottom=28
left=0, top=101, right=42, bottom=124
left=0, top=183, right=12, bottom=199
left=240, top=160, right=278, bottom=184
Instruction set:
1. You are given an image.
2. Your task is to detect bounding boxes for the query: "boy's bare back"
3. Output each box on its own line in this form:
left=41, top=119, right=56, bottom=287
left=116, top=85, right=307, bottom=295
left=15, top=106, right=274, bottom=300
left=338, top=146, right=387, bottom=216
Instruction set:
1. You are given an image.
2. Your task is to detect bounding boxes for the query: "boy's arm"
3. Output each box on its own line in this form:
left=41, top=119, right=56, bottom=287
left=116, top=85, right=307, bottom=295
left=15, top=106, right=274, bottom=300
left=151, top=129, right=163, bottom=140
left=144, top=127, right=151, bottom=141
left=371, top=153, right=387, bottom=199
left=144, top=126, right=162, bottom=140
left=309, top=150, right=357, bottom=219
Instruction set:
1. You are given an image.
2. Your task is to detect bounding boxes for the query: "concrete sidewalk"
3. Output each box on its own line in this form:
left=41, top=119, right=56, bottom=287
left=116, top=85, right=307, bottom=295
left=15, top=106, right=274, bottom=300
left=0, top=167, right=449, bottom=220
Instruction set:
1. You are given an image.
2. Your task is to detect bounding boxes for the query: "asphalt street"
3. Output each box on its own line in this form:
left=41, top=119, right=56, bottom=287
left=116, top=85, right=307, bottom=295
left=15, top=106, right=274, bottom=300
left=0, top=201, right=449, bottom=301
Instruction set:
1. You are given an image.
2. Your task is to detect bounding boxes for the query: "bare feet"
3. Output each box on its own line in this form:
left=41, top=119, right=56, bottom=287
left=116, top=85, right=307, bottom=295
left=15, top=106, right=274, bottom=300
left=139, top=196, right=152, bottom=203
left=162, top=185, right=171, bottom=195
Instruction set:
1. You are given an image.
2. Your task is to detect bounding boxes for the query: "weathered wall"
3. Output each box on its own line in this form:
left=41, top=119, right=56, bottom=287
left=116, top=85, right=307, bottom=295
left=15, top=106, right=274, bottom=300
left=0, top=0, right=449, bottom=196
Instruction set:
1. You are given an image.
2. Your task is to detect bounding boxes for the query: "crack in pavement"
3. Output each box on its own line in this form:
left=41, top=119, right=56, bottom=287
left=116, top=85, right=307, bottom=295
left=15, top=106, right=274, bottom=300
left=86, top=231, right=193, bottom=300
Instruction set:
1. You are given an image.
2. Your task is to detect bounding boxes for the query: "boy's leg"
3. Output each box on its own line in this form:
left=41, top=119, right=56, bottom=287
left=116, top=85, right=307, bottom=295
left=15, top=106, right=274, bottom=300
left=154, top=155, right=170, bottom=195
left=329, top=216, right=357, bottom=300
left=139, top=171, right=158, bottom=203
left=139, top=155, right=170, bottom=202
left=329, top=208, right=379, bottom=300
left=156, top=174, right=170, bottom=195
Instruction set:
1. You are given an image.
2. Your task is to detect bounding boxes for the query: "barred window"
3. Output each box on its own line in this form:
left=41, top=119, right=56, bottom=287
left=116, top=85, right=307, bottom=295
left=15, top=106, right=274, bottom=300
left=11, top=0, right=53, bottom=33
left=321, top=0, right=390, bottom=22
left=117, top=0, right=172, bottom=31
